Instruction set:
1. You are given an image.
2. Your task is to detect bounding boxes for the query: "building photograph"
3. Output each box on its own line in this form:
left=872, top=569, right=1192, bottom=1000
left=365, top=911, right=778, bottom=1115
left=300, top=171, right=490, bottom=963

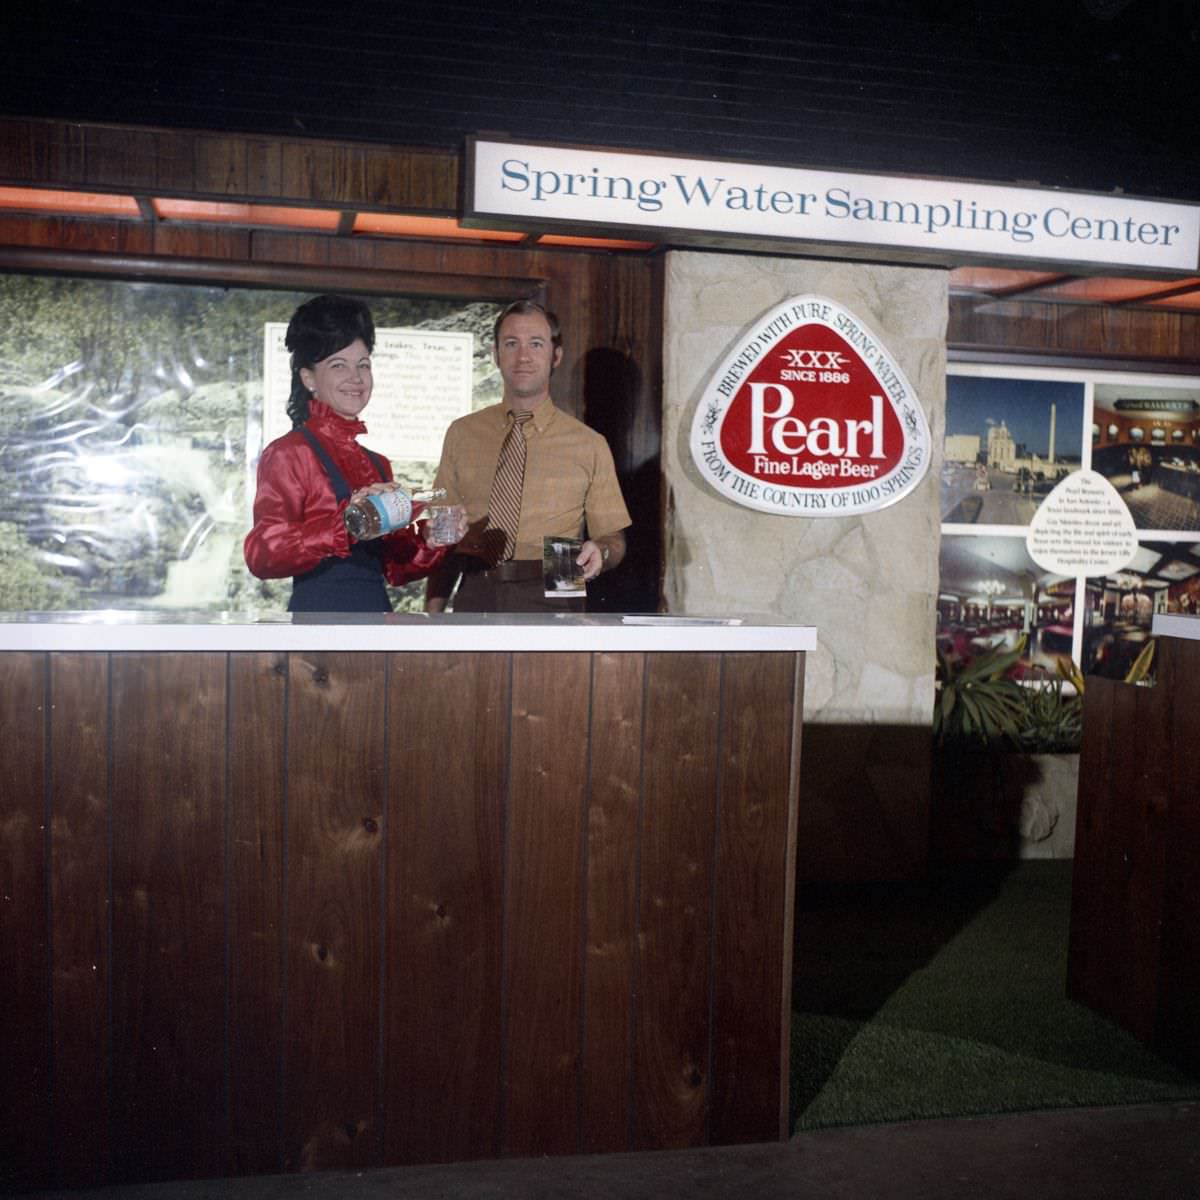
left=942, top=372, right=1085, bottom=525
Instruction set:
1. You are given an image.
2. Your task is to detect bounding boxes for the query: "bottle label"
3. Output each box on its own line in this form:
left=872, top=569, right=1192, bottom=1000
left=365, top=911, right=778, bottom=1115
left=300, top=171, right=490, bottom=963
left=367, top=489, right=414, bottom=533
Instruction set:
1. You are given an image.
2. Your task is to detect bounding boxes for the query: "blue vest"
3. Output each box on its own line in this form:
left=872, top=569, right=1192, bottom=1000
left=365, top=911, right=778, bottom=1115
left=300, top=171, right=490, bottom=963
left=289, top=428, right=392, bottom=613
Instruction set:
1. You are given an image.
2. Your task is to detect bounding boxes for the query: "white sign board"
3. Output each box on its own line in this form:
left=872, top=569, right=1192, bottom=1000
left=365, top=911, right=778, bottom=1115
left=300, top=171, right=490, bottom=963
left=469, top=138, right=1200, bottom=272
left=261, top=325, right=474, bottom=464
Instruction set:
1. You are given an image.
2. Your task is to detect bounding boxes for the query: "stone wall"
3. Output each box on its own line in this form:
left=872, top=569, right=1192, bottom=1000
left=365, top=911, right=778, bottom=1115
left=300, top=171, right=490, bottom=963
left=661, top=251, right=948, bottom=881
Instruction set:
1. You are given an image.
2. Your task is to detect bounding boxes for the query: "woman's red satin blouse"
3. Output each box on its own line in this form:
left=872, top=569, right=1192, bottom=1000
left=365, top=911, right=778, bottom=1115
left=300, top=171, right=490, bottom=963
left=244, top=401, right=445, bottom=586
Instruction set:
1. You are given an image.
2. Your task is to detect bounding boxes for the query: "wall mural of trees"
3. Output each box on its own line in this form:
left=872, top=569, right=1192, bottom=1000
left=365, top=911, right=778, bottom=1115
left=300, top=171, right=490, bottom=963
left=0, top=274, right=500, bottom=613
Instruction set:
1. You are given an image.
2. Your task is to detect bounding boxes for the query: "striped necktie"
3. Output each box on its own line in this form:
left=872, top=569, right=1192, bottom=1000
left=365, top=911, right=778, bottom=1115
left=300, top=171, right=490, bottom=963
left=486, top=409, right=534, bottom=564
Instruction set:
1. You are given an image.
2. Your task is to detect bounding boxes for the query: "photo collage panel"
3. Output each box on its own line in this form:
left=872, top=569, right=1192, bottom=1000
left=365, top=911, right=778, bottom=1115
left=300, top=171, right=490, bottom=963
left=940, top=364, right=1200, bottom=681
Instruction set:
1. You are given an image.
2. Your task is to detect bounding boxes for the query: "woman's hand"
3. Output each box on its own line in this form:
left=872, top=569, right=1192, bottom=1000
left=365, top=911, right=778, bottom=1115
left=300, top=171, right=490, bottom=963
left=345, top=482, right=407, bottom=543
left=348, top=480, right=400, bottom=507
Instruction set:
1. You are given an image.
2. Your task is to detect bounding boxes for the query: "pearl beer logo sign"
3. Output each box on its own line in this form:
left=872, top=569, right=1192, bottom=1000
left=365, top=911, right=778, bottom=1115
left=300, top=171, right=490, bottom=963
left=690, top=295, right=931, bottom=516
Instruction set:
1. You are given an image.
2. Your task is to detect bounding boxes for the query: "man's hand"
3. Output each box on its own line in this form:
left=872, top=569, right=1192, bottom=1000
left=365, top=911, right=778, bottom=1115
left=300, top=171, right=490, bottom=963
left=577, top=532, right=626, bottom=581
left=452, top=515, right=493, bottom=559
left=424, top=558, right=461, bottom=612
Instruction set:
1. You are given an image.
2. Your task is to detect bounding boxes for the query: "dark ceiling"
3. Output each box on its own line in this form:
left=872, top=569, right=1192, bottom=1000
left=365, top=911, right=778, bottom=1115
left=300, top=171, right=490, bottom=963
left=9, top=0, right=1200, bottom=203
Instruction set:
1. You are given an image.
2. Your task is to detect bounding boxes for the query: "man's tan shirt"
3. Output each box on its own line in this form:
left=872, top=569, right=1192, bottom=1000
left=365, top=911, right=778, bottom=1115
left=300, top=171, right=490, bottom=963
left=433, top=397, right=631, bottom=562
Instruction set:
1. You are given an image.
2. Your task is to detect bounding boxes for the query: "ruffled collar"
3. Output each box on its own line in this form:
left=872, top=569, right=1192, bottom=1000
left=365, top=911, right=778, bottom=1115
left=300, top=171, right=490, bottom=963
left=306, top=399, right=368, bottom=445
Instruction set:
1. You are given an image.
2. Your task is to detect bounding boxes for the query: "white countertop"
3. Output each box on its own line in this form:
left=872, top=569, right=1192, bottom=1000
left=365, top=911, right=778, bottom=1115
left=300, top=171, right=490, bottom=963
left=1151, top=612, right=1200, bottom=641
left=0, top=611, right=818, bottom=654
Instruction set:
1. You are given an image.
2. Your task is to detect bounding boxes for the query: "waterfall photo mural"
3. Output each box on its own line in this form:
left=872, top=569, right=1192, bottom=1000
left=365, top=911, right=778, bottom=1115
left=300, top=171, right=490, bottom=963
left=0, top=273, right=500, bottom=613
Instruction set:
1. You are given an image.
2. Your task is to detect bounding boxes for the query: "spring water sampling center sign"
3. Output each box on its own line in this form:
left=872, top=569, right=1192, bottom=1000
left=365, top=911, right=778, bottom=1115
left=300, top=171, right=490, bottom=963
left=690, top=295, right=931, bottom=517
left=468, top=139, right=1200, bottom=271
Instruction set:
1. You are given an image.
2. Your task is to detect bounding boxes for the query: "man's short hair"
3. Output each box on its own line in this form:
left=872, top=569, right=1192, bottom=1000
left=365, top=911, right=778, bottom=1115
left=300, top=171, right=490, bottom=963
left=493, top=300, right=562, bottom=353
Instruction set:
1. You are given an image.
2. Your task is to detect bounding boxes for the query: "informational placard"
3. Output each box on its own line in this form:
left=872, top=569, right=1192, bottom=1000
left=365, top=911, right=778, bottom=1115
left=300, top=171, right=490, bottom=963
left=261, top=324, right=474, bottom=464
left=1026, top=470, right=1137, bottom=577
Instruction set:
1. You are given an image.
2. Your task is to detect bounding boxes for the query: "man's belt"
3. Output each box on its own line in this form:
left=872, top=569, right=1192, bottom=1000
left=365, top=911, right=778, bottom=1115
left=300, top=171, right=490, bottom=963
left=458, top=556, right=542, bottom=583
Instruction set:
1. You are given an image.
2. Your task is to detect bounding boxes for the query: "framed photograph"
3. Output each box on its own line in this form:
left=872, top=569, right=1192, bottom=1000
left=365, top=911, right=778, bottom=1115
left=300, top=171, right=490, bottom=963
left=1082, top=539, right=1200, bottom=680
left=943, top=369, right=1085, bottom=531
left=1090, top=381, right=1200, bottom=534
left=938, top=533, right=1079, bottom=676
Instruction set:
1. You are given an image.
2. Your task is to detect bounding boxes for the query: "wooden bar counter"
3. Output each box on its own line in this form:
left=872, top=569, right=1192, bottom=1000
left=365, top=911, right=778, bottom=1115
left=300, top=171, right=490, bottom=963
left=1067, top=612, right=1200, bottom=1072
left=0, top=612, right=814, bottom=1191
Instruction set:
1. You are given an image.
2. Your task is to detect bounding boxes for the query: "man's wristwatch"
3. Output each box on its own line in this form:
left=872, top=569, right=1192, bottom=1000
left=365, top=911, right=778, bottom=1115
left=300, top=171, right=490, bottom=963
left=600, top=542, right=610, bottom=566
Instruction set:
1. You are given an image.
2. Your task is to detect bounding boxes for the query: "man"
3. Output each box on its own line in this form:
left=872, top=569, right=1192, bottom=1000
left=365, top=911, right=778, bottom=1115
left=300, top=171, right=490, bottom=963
left=425, top=300, right=630, bottom=613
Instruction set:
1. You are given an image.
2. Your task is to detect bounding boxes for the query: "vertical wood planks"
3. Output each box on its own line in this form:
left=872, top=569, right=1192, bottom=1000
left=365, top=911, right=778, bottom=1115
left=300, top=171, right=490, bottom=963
left=193, top=134, right=255, bottom=197
left=109, top=653, right=227, bottom=1183
left=3, top=642, right=806, bottom=1187
left=1157, top=639, right=1200, bottom=1068
left=0, top=652, right=49, bottom=1190
left=503, top=652, right=591, bottom=1156
left=279, top=142, right=368, bottom=206
left=283, top=652, right=385, bottom=1173
left=710, top=652, right=798, bottom=1143
left=151, top=225, right=253, bottom=262
left=228, top=653, right=287, bottom=1177
left=634, top=652, right=721, bottom=1149
left=1070, top=641, right=1200, bottom=1069
left=581, top=651, right=644, bottom=1153
left=1069, top=674, right=1114, bottom=1012
left=1068, top=678, right=1170, bottom=1040
left=948, top=295, right=1200, bottom=361
left=84, top=125, right=163, bottom=192
left=383, top=652, right=506, bottom=1164
left=1068, top=675, right=1120, bottom=1018
left=48, top=653, right=111, bottom=1188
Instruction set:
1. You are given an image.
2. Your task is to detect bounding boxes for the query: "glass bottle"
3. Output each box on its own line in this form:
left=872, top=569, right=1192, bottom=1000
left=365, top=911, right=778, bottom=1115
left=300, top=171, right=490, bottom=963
left=344, top=486, right=446, bottom=541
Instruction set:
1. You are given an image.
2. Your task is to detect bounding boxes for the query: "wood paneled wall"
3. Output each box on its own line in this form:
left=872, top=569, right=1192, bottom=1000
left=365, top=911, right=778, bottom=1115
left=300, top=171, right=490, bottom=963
left=950, top=295, right=1200, bottom=364
left=0, top=647, right=803, bottom=1191
left=0, top=118, right=462, bottom=211
left=1068, top=634, right=1200, bottom=1070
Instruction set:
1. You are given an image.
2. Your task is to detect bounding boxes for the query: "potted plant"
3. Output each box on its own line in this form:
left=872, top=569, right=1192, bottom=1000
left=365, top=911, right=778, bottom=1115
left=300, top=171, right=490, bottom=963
left=931, top=639, right=1155, bottom=862
left=933, top=639, right=1029, bottom=748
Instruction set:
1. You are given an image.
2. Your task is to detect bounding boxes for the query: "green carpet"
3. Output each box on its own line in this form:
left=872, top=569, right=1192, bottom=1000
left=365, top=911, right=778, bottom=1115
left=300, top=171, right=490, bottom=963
left=790, top=861, right=1200, bottom=1132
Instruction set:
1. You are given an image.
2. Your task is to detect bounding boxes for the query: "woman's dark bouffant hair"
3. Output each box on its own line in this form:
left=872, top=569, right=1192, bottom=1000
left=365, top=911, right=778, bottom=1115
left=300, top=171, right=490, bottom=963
left=285, top=294, right=376, bottom=428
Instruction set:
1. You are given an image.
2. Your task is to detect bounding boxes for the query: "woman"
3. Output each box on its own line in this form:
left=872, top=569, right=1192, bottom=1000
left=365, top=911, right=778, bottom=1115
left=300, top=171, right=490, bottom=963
left=244, top=294, right=460, bottom=612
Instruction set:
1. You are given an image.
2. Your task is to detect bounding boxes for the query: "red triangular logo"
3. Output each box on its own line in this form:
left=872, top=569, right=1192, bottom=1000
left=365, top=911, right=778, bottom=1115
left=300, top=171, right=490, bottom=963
left=691, top=295, right=931, bottom=515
